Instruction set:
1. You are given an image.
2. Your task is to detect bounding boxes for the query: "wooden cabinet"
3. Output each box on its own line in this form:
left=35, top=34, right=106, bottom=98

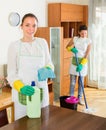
left=35, top=27, right=50, bottom=48
left=48, top=3, right=88, bottom=38
left=61, top=4, right=83, bottom=21
left=48, top=3, right=88, bottom=96
left=48, top=3, right=85, bottom=24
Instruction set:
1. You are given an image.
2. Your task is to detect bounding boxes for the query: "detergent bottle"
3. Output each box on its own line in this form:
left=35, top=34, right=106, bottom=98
left=27, top=81, right=41, bottom=118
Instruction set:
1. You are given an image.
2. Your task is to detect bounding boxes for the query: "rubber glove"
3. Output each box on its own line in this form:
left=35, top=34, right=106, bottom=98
left=20, top=85, right=35, bottom=96
left=38, top=67, right=56, bottom=81
left=67, top=46, right=78, bottom=54
left=45, top=65, right=55, bottom=80
left=13, top=80, right=35, bottom=96
left=76, top=58, right=88, bottom=72
left=76, top=64, right=83, bottom=72
left=13, top=80, right=24, bottom=92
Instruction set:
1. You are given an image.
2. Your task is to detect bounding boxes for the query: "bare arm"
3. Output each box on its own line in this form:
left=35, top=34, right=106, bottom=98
left=66, top=38, right=74, bottom=48
left=84, top=44, right=92, bottom=58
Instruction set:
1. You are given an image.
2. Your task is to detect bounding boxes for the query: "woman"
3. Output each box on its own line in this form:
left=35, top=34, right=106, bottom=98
left=7, top=13, right=54, bottom=120
left=66, top=25, right=91, bottom=105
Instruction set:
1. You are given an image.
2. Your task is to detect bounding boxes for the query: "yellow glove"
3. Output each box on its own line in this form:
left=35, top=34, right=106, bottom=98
left=67, top=46, right=72, bottom=51
left=13, top=80, right=24, bottom=92
left=80, top=58, right=88, bottom=65
left=67, top=47, right=78, bottom=54
left=76, top=58, right=88, bottom=72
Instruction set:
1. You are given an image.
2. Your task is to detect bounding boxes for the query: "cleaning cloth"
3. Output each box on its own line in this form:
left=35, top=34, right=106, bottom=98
left=38, top=68, right=56, bottom=81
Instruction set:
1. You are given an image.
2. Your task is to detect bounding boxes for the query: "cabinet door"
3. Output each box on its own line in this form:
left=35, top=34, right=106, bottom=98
left=63, top=58, right=71, bottom=76
left=48, top=3, right=61, bottom=26
left=61, top=4, right=83, bottom=22
left=61, top=75, right=70, bottom=95
left=35, top=27, right=50, bottom=48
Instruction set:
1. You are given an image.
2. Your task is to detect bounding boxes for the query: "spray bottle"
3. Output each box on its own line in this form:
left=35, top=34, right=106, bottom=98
left=27, top=81, right=41, bottom=118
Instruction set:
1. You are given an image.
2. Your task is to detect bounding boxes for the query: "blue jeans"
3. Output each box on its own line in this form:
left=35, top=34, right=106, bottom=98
left=70, top=74, right=84, bottom=99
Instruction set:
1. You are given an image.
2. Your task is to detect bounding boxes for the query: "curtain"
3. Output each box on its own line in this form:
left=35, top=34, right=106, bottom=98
left=88, top=0, right=106, bottom=89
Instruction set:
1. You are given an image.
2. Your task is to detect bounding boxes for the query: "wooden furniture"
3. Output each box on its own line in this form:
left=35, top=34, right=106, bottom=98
left=48, top=3, right=88, bottom=96
left=0, top=102, right=14, bottom=124
left=0, top=87, right=14, bottom=124
left=48, top=3, right=88, bottom=37
left=0, top=109, right=8, bottom=127
left=1, top=105, right=106, bottom=130
left=35, top=27, right=50, bottom=49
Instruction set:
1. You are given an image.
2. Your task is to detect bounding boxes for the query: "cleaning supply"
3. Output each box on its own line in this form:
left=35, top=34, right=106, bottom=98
left=13, top=80, right=24, bottom=92
left=20, top=85, right=35, bottom=96
left=67, top=46, right=78, bottom=54
left=72, top=57, right=82, bottom=66
left=27, top=81, right=41, bottom=118
left=38, top=67, right=56, bottom=81
left=14, top=80, right=35, bottom=105
left=60, top=96, right=78, bottom=110
left=31, top=81, right=43, bottom=101
left=65, top=96, right=79, bottom=104
left=76, top=58, right=88, bottom=72
left=75, top=51, right=94, bottom=114
left=13, top=80, right=35, bottom=95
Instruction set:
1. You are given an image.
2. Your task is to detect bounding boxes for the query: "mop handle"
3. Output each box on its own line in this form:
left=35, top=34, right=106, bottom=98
left=75, top=52, right=88, bottom=109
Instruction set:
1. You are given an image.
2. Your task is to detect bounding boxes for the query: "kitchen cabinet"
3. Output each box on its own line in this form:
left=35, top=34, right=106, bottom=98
left=48, top=3, right=88, bottom=38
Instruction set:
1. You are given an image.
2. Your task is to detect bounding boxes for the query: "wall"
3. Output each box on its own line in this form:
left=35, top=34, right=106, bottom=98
left=0, top=0, right=88, bottom=75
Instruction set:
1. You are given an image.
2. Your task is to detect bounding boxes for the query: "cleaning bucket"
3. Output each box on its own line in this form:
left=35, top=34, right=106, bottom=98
left=59, top=96, right=79, bottom=110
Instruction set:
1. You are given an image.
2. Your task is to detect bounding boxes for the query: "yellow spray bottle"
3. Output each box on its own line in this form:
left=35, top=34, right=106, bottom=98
left=27, top=81, right=41, bottom=118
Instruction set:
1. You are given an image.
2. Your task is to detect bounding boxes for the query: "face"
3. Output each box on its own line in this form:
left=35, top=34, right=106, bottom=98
left=21, top=17, right=38, bottom=39
left=79, top=30, right=87, bottom=38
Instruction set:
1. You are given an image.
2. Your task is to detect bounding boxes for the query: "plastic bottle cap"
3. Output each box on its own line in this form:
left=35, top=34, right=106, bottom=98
left=31, top=81, right=35, bottom=86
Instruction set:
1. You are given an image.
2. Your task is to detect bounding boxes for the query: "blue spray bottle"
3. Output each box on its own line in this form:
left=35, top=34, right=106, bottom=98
left=27, top=81, right=41, bottom=118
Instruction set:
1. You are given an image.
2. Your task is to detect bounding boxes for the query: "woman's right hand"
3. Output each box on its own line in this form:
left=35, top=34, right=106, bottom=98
left=20, top=85, right=35, bottom=96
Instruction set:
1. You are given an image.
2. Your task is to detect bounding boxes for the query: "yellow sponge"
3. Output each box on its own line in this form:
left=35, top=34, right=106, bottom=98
left=13, top=80, right=24, bottom=92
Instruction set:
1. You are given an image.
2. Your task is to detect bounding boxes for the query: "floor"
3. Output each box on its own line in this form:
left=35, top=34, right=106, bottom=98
left=54, top=87, right=106, bottom=118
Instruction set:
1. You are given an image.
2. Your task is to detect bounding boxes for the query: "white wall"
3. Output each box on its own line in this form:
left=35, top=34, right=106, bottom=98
left=0, top=0, right=88, bottom=65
